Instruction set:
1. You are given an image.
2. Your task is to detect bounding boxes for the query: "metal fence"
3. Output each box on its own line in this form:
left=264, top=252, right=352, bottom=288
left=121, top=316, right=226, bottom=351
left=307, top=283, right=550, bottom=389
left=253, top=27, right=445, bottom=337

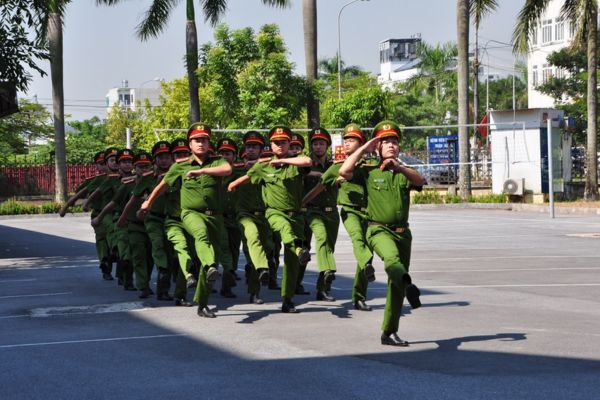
left=0, top=164, right=96, bottom=197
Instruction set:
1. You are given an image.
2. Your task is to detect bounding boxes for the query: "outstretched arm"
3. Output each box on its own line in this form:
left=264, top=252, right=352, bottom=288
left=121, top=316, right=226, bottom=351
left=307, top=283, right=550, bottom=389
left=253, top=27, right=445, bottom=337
left=339, top=137, right=381, bottom=180
left=302, top=183, right=325, bottom=207
left=139, top=180, right=169, bottom=218
left=228, top=175, right=251, bottom=192
left=91, top=201, right=116, bottom=227
left=186, top=162, right=232, bottom=178
left=59, top=187, right=88, bottom=217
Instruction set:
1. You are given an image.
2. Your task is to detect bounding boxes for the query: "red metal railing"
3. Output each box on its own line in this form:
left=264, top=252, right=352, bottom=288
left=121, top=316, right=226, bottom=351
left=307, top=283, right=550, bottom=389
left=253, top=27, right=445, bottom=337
left=0, top=164, right=97, bottom=197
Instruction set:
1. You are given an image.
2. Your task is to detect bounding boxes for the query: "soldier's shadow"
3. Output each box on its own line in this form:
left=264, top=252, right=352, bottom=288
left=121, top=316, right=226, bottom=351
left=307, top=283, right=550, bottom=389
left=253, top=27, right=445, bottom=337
left=411, top=332, right=527, bottom=350
left=232, top=303, right=353, bottom=324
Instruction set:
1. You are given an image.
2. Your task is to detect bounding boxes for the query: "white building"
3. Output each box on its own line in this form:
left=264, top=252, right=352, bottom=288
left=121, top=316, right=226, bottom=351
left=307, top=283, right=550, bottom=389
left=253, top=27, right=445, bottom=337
left=105, top=79, right=161, bottom=115
left=527, top=0, right=575, bottom=108
left=377, top=37, right=422, bottom=89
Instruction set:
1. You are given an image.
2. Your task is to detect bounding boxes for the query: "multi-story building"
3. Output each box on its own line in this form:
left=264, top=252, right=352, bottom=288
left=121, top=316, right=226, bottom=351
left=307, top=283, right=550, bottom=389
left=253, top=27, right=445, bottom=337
left=105, top=79, right=161, bottom=115
left=377, top=36, right=422, bottom=89
left=527, top=0, right=574, bottom=108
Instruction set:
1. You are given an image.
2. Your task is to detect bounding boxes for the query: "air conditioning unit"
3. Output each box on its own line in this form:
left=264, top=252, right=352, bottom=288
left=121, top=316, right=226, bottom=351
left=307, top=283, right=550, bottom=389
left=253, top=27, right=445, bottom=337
left=503, top=178, right=524, bottom=196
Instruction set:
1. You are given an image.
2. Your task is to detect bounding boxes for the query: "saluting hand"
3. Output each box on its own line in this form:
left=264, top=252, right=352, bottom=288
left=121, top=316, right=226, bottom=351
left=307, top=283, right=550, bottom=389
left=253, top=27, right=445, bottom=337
left=363, top=137, right=381, bottom=154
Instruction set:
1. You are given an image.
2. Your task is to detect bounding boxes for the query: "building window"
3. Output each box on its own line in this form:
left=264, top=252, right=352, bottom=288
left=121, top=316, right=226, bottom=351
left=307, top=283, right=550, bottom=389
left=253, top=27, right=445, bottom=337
left=555, top=67, right=566, bottom=80
left=531, top=26, right=538, bottom=46
left=119, top=93, right=131, bottom=106
left=555, top=17, right=564, bottom=42
left=542, top=19, right=552, bottom=44
left=532, top=66, right=538, bottom=87
left=542, top=63, right=552, bottom=84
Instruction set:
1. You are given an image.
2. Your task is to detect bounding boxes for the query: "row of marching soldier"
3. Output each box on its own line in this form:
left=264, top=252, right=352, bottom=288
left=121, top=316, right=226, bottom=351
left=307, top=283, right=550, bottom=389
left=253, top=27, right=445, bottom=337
left=60, top=120, right=425, bottom=346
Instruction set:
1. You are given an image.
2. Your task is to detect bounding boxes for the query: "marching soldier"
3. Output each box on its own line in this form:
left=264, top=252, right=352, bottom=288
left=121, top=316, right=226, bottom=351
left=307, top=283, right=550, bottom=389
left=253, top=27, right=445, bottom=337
left=140, top=123, right=232, bottom=318
left=229, top=126, right=311, bottom=313
left=300, top=128, right=339, bottom=301
left=228, top=131, right=273, bottom=304
left=59, top=151, right=111, bottom=280
left=89, top=149, right=136, bottom=290
left=304, top=123, right=375, bottom=311
left=217, top=138, right=242, bottom=298
left=339, top=120, right=424, bottom=346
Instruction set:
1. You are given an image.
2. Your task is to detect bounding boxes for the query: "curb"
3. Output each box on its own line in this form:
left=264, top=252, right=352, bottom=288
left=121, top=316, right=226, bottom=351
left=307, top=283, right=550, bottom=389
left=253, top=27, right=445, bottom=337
left=412, top=203, right=600, bottom=215
left=0, top=212, right=91, bottom=221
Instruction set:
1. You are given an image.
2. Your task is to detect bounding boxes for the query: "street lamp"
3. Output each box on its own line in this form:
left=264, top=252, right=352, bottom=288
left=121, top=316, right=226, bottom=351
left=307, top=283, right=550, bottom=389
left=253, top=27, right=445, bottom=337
left=124, top=77, right=162, bottom=148
left=337, top=0, right=369, bottom=99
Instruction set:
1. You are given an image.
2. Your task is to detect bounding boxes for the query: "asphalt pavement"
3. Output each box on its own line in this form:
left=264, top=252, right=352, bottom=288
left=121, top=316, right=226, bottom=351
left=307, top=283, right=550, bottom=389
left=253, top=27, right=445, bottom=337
left=1, top=210, right=599, bottom=399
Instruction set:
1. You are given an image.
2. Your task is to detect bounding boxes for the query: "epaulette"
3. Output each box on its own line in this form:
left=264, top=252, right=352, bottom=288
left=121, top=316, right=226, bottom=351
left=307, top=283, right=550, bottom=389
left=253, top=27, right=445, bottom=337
left=333, top=159, right=345, bottom=164
left=142, top=171, right=155, bottom=177
left=108, top=173, right=120, bottom=177
left=258, top=157, right=272, bottom=163
left=175, top=157, right=190, bottom=163
left=232, top=162, right=245, bottom=168
left=121, top=176, right=136, bottom=184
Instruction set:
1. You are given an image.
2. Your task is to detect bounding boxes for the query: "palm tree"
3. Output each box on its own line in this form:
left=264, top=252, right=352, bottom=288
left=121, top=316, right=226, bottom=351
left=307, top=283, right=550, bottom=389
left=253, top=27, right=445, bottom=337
left=470, top=0, right=498, bottom=135
left=318, top=53, right=362, bottom=77
left=513, top=0, right=599, bottom=201
left=98, top=0, right=289, bottom=125
left=457, top=0, right=471, bottom=199
left=33, top=0, right=70, bottom=202
left=302, top=0, right=319, bottom=128
left=409, top=42, right=458, bottom=104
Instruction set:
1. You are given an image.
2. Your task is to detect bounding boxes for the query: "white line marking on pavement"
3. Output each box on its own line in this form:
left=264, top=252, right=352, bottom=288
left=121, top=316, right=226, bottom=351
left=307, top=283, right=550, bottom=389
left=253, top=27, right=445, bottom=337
left=502, top=327, right=600, bottom=337
left=0, top=314, right=29, bottom=319
left=0, top=334, right=187, bottom=349
left=30, top=301, right=149, bottom=317
left=0, top=279, right=37, bottom=283
left=0, top=292, right=71, bottom=300
left=332, top=283, right=600, bottom=291
left=413, top=255, right=600, bottom=262
left=411, top=267, right=600, bottom=273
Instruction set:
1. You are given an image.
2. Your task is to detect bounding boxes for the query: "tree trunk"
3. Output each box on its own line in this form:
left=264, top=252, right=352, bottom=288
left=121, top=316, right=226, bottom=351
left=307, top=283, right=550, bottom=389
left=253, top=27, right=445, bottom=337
left=585, top=6, right=599, bottom=200
left=186, top=0, right=201, bottom=124
left=302, top=0, right=320, bottom=128
left=48, top=12, right=67, bottom=203
left=457, top=0, right=471, bottom=199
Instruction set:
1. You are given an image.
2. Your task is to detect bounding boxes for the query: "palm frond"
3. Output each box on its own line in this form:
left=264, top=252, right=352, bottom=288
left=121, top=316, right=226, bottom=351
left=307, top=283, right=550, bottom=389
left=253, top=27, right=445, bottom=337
left=512, top=0, right=551, bottom=54
left=202, top=0, right=228, bottom=26
left=470, top=0, right=498, bottom=29
left=562, top=0, right=597, bottom=49
left=260, top=0, right=291, bottom=7
left=136, top=0, right=180, bottom=41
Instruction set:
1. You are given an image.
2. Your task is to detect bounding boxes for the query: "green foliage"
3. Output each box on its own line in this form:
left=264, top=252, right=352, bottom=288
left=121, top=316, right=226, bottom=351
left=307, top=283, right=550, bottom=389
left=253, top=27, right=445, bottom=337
left=536, top=36, right=600, bottom=145
left=0, top=99, right=53, bottom=162
left=0, top=199, right=82, bottom=215
left=0, top=0, right=49, bottom=91
left=321, top=75, right=392, bottom=127
left=412, top=190, right=507, bottom=204
left=64, top=117, right=109, bottom=163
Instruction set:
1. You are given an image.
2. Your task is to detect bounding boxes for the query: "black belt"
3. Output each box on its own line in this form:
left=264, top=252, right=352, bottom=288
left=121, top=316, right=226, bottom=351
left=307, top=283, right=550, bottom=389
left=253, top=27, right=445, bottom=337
left=241, top=210, right=265, bottom=216
left=280, top=210, right=303, bottom=217
left=343, top=205, right=367, bottom=212
left=308, top=206, right=336, bottom=212
left=198, top=209, right=220, bottom=216
left=149, top=211, right=166, bottom=219
left=223, top=213, right=236, bottom=219
left=368, top=221, right=409, bottom=233
left=166, top=215, right=182, bottom=222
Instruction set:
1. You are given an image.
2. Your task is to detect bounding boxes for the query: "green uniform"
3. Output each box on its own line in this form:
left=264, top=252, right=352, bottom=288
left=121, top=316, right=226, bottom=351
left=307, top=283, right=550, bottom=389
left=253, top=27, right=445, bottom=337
left=219, top=167, right=244, bottom=294
left=82, top=174, right=110, bottom=272
left=97, top=173, right=126, bottom=278
left=321, top=161, right=373, bottom=302
left=362, top=165, right=418, bottom=334
left=163, top=164, right=194, bottom=301
left=302, top=159, right=340, bottom=293
left=235, top=164, right=273, bottom=296
left=134, top=172, right=172, bottom=296
left=163, top=156, right=227, bottom=307
left=110, top=178, right=140, bottom=288
left=247, top=159, right=308, bottom=300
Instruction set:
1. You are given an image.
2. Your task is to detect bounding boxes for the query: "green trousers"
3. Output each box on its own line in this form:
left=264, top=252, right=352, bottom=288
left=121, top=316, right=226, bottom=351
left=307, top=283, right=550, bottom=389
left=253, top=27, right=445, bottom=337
left=265, top=209, right=304, bottom=300
left=181, top=209, right=223, bottom=307
left=113, top=216, right=134, bottom=286
left=219, top=216, right=241, bottom=292
left=127, top=222, right=153, bottom=291
left=144, top=214, right=171, bottom=295
left=302, top=208, right=339, bottom=292
left=238, top=212, right=272, bottom=295
left=165, top=217, right=195, bottom=300
left=101, top=215, right=118, bottom=275
left=92, top=222, right=109, bottom=268
left=341, top=207, right=373, bottom=302
left=367, top=225, right=412, bottom=334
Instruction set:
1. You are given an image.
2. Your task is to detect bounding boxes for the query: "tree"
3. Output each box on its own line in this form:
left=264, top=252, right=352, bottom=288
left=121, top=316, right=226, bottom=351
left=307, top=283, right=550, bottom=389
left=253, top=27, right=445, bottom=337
left=318, top=54, right=362, bottom=77
left=456, top=0, right=471, bottom=199
left=302, top=0, right=319, bottom=128
left=408, top=42, right=458, bottom=104
left=98, top=0, right=290, bottom=126
left=64, top=117, right=109, bottom=163
left=513, top=0, right=599, bottom=200
left=0, top=99, right=53, bottom=158
left=0, top=0, right=49, bottom=93
left=321, top=74, right=391, bottom=128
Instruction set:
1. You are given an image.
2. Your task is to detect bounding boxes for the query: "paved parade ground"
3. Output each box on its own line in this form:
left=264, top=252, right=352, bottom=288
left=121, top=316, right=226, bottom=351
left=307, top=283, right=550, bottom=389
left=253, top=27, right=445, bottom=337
left=1, top=209, right=599, bottom=399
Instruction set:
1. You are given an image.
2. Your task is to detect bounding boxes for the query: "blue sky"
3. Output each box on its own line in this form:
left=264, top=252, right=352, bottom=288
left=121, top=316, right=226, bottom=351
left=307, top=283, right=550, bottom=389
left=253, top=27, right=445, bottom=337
left=22, top=0, right=524, bottom=121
